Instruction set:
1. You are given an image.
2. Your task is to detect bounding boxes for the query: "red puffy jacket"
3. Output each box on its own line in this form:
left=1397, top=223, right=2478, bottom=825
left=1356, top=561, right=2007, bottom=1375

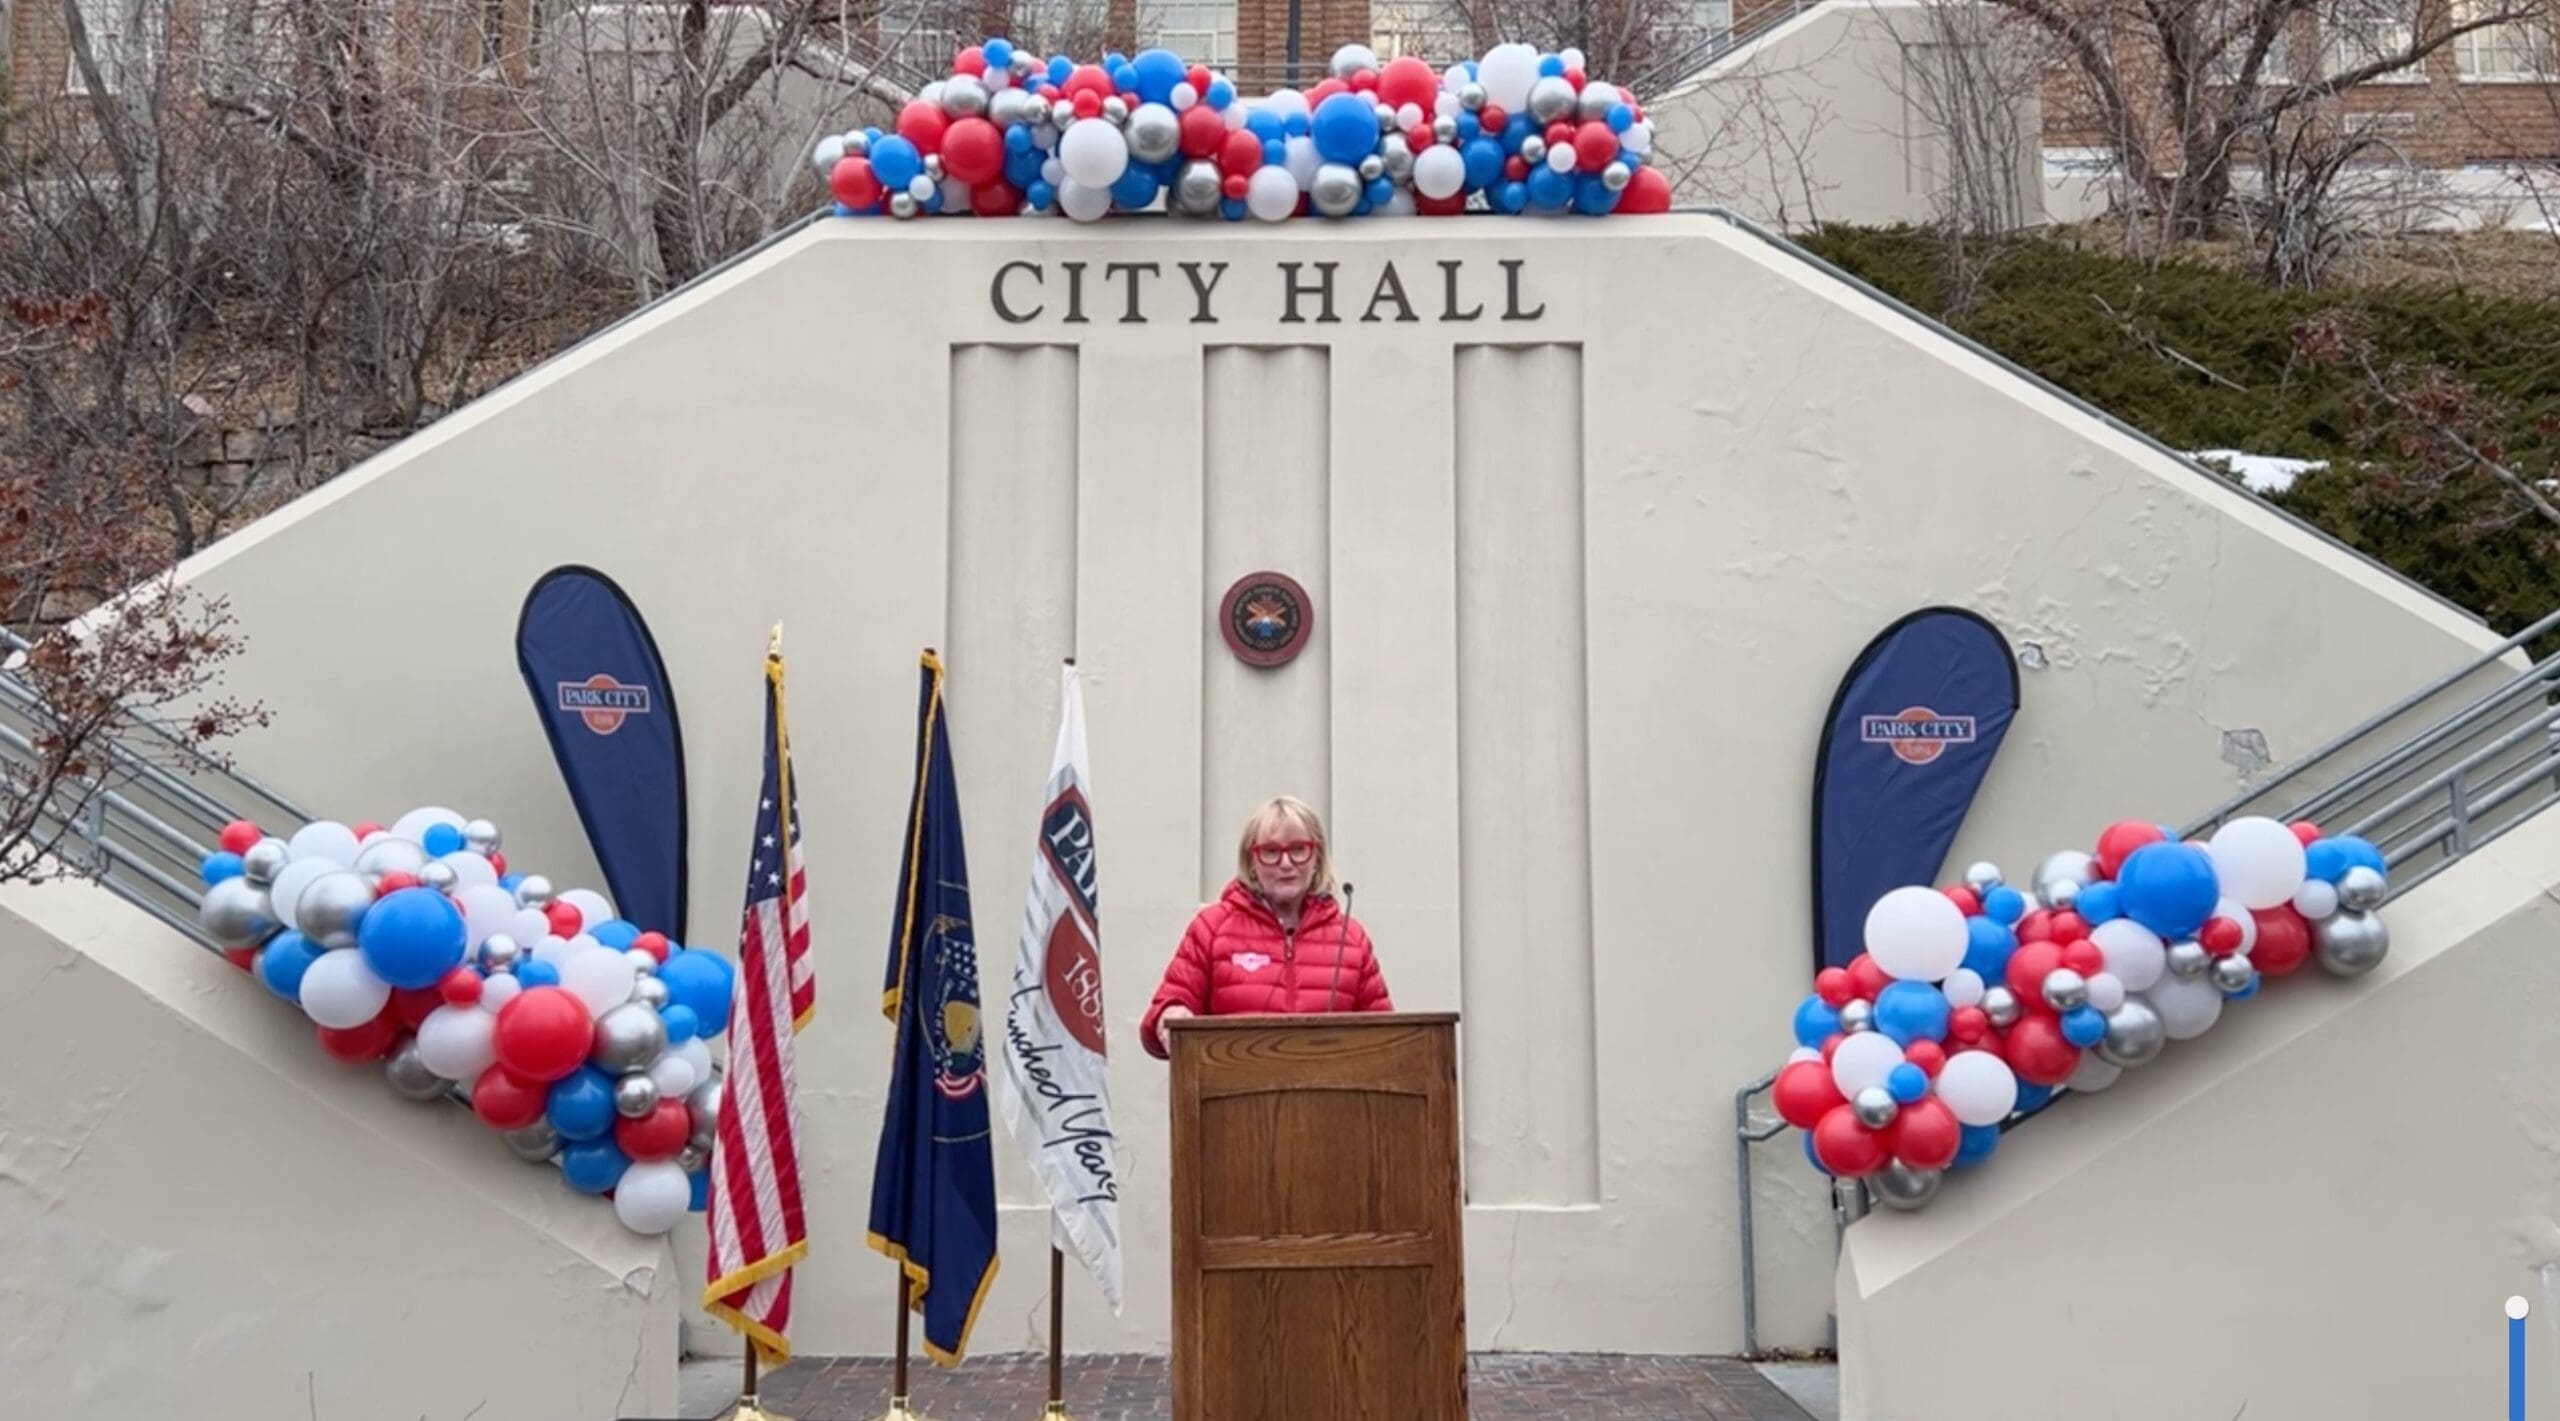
left=1141, top=880, right=1393, bottom=1057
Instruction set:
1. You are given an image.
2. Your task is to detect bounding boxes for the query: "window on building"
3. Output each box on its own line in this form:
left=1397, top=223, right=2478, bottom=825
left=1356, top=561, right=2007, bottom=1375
left=2453, top=0, right=2553, bottom=78
left=2208, top=4, right=2292, bottom=84
left=1372, top=0, right=1472, bottom=62
left=1141, top=0, right=1237, bottom=68
left=2320, top=0, right=2422, bottom=81
left=64, top=0, right=147, bottom=94
left=878, top=0, right=965, bottom=76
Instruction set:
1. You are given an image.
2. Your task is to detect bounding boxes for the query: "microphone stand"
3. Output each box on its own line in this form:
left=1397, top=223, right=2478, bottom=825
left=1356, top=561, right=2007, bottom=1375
left=1326, top=882, right=1354, bottom=1012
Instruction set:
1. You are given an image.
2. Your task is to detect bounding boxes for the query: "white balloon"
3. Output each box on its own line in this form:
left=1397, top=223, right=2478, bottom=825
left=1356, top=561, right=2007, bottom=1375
left=1332, top=42, right=1378, bottom=73
left=2212, top=896, right=2260, bottom=954
left=1560, top=45, right=1587, bottom=70
left=1623, top=122, right=1654, bottom=157
left=649, top=1051, right=699, bottom=1098
left=813, top=133, right=847, bottom=176
left=1382, top=188, right=1417, bottom=216
left=1396, top=101, right=1423, bottom=129
left=675, top=1037, right=713, bottom=1082
left=1479, top=42, right=1540, bottom=111
left=287, top=820, right=362, bottom=867
left=557, top=889, right=615, bottom=933
left=1058, top=178, right=1112, bottom=222
left=2144, top=973, right=2224, bottom=1040
left=390, top=806, right=467, bottom=844
left=456, top=885, right=519, bottom=948
left=1282, top=135, right=1320, bottom=188
left=1829, top=1031, right=1904, bottom=1098
left=1058, top=118, right=1130, bottom=188
left=1941, top=968, right=1986, bottom=1009
left=1246, top=165, right=1300, bottom=222
left=2066, top=1053, right=2123, bottom=1093
left=300, top=950, right=391, bottom=1029
left=506, top=908, right=553, bottom=946
left=1546, top=143, right=1577, bottom=173
left=2090, top=918, right=2167, bottom=992
left=415, top=1003, right=497, bottom=1081
left=439, top=852, right=500, bottom=890
left=480, top=975, right=523, bottom=1012
left=1863, top=887, right=1968, bottom=982
left=1171, top=81, right=1199, bottom=110
left=1787, top=1046, right=1823, bottom=1065
left=533, top=934, right=581, bottom=969
left=2086, top=971, right=2127, bottom=1014
left=1934, top=1050, right=2018, bottom=1127
left=1264, top=88, right=1310, bottom=122
left=268, top=859, right=338, bottom=936
left=613, top=1160, right=693, bottom=1235
left=2209, top=816, right=2307, bottom=910
left=1412, top=144, right=1465, bottom=200
left=2293, top=878, right=2341, bottom=920
left=562, top=946, right=640, bottom=1020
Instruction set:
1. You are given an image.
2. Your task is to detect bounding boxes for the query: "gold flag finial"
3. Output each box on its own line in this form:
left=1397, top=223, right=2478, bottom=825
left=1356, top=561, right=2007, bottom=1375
left=768, top=622, right=785, bottom=659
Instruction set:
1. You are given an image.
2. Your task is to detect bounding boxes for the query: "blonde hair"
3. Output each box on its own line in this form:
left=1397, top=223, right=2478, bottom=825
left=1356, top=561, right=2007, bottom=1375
left=1236, top=795, right=1336, bottom=896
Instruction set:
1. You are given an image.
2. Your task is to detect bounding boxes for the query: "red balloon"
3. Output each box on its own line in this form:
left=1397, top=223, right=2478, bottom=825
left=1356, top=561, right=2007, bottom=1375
left=2005, top=941, right=2061, bottom=999
left=1073, top=90, right=1102, bottom=120
left=2048, top=911, right=2089, bottom=942
left=1619, top=165, right=1672, bottom=214
left=1187, top=66, right=1212, bottom=93
left=1812, top=1103, right=1891, bottom=1177
left=616, top=1098, right=694, bottom=1163
left=2251, top=905, right=2313, bottom=976
left=2004, top=1012, right=2081, bottom=1086
left=895, top=99, right=948, bottom=155
left=1889, top=1097, right=1961, bottom=1171
left=391, top=986, right=443, bottom=1030
left=1349, top=68, right=1379, bottom=93
left=1942, top=885, right=1982, bottom=917
left=493, top=986, right=592, bottom=1083
left=1545, top=121, right=1576, bottom=151
left=1503, top=155, right=1529, bottom=181
left=487, top=851, right=507, bottom=877
left=219, top=820, right=262, bottom=855
left=1406, top=124, right=1435, bottom=153
left=1221, top=130, right=1263, bottom=174
left=1574, top=120, right=1618, bottom=172
left=940, top=117, right=1005, bottom=185
left=1948, top=1007, right=1989, bottom=1044
left=630, top=931, right=671, bottom=964
left=440, top=967, right=483, bottom=1008
left=2095, top=820, right=2165, bottom=879
left=1223, top=174, right=1250, bottom=200
left=1847, top=953, right=1891, bottom=1002
left=1309, top=78, right=1348, bottom=104
left=1378, top=55, right=1439, bottom=114
left=969, top=180, right=1020, bottom=218
left=1178, top=104, right=1225, bottom=159
left=1814, top=967, right=1856, bottom=1008
left=1904, top=1040, right=1947, bottom=1078
left=544, top=901, right=584, bottom=938
left=375, top=871, right=421, bottom=895
left=1773, top=1060, right=1844, bottom=1129
left=1479, top=105, right=1509, bottom=132
left=1965, top=1032, right=2009, bottom=1064
left=222, top=946, right=258, bottom=973
left=1564, top=65, right=1588, bottom=90
left=317, top=1012, right=398, bottom=1063
left=1064, top=65, right=1114, bottom=100
left=2199, top=916, right=2245, bottom=956
left=353, top=822, right=383, bottom=840
left=1820, top=1033, right=1844, bottom=1063
left=831, top=156, right=883, bottom=211
left=472, top=1065, right=548, bottom=1130
left=2060, top=938, right=2104, bottom=978
left=2014, top=908, right=2055, bottom=944
left=2289, top=820, right=2323, bottom=846
left=953, top=44, right=985, bottom=76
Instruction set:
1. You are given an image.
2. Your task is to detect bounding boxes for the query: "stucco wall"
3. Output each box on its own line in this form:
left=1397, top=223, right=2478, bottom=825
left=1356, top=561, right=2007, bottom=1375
left=1837, top=805, right=2560, bottom=1421
left=0, top=879, right=680, bottom=1420
left=155, top=213, right=2498, bottom=1359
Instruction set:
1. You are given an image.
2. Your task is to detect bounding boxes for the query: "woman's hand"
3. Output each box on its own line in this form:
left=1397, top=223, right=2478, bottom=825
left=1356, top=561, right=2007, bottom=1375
left=1152, top=1003, right=1194, bottom=1050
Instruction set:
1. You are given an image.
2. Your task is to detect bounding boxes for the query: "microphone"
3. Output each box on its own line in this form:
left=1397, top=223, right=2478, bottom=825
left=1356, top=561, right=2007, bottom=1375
left=1326, top=882, right=1355, bottom=1013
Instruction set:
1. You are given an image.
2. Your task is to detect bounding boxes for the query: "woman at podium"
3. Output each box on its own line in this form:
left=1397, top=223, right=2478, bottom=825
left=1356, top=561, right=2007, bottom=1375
left=1141, top=795, right=1393, bottom=1057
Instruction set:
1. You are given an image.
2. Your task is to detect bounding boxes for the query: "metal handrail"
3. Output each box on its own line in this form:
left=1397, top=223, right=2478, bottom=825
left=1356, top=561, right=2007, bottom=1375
left=1631, top=0, right=1816, bottom=96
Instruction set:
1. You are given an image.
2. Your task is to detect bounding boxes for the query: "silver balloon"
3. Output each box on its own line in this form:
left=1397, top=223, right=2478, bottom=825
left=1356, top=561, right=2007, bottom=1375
left=678, top=1143, right=710, bottom=1173
left=1126, top=104, right=1180, bottom=163
left=1601, top=161, right=1631, bottom=192
left=1050, top=98, right=1077, bottom=129
left=479, top=933, right=523, bottom=975
left=2096, top=999, right=2167, bottom=1068
left=2041, top=967, right=2089, bottom=1013
left=384, top=1040, right=451, bottom=1102
left=615, top=1072, right=662, bottom=1119
left=2044, top=878, right=2082, bottom=910
left=843, top=130, right=870, bottom=158
left=688, top=1078, right=724, bottom=1150
left=198, top=876, right=275, bottom=948
left=813, top=133, right=846, bottom=177
left=1373, top=101, right=1397, bottom=130
left=353, top=836, right=431, bottom=880
left=1310, top=164, right=1362, bottom=217
left=1432, top=114, right=1458, bottom=143
left=2031, top=849, right=2101, bottom=906
left=462, top=818, right=502, bottom=854
left=1963, top=861, right=2004, bottom=893
left=943, top=74, right=989, bottom=118
left=241, top=838, right=291, bottom=889
left=1175, top=160, right=1223, bottom=215
left=1980, top=985, right=2020, bottom=1029
left=631, top=976, right=671, bottom=1009
left=1102, top=95, right=1129, bottom=125
left=513, top=874, right=557, bottom=908
left=297, top=870, right=375, bottom=950
left=2166, top=940, right=2211, bottom=979
left=1577, top=81, right=1623, bottom=121
left=592, top=1001, right=669, bottom=1074
left=922, top=154, right=945, bottom=182
left=1379, top=137, right=1411, bottom=183
left=505, top=1121, right=562, bottom=1162
left=417, top=861, right=459, bottom=892
left=1838, top=998, right=1876, bottom=1034
left=1458, top=81, right=1487, bottom=111
left=2337, top=865, right=2388, bottom=913
left=627, top=948, right=660, bottom=978
left=1520, top=135, right=1548, bottom=166
left=1527, top=74, right=1578, bottom=124
left=2315, top=909, right=2390, bottom=977
left=990, top=86, right=1037, bottom=128
left=1852, top=1085, right=1899, bottom=1129
left=1358, top=153, right=1386, bottom=183
left=2211, top=954, right=2257, bottom=994
left=1869, top=1159, right=1943, bottom=1211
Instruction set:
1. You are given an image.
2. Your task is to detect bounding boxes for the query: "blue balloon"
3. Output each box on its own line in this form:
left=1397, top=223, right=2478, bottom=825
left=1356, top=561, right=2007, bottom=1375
left=1220, top=197, right=1247, bottom=220
left=1526, top=164, right=1572, bottom=209
left=1005, top=124, right=1034, bottom=154
left=2062, top=1005, right=2106, bottom=1048
left=1026, top=181, right=1055, bottom=211
left=1284, top=113, right=1310, bottom=138
left=355, top=887, right=466, bottom=990
left=1462, top=137, right=1504, bottom=189
left=2115, top=841, right=2220, bottom=940
left=201, top=852, right=245, bottom=885
left=1261, top=138, right=1288, bottom=167
left=500, top=873, right=525, bottom=892
left=2227, top=976, right=2260, bottom=1002
left=1104, top=50, right=1129, bottom=70
left=830, top=201, right=855, bottom=217
left=663, top=1004, right=701, bottom=1045
left=1875, top=979, right=1952, bottom=1045
left=689, top=1170, right=711, bottom=1212
left=1952, top=1122, right=2001, bottom=1168
left=1207, top=79, right=1235, bottom=109
left=1792, top=995, right=1842, bottom=1048
left=1130, top=48, right=1187, bottom=104
left=2304, top=839, right=2347, bottom=882
left=2014, top=1082, right=2054, bottom=1113
left=1538, top=53, right=1565, bottom=76
left=1887, top=1062, right=1929, bottom=1103
left=1047, top=56, right=1072, bottom=85
left=1110, top=166, right=1160, bottom=209
left=2075, top=881, right=2122, bottom=925
left=1312, top=92, right=1380, bottom=164
left=1982, top=885, right=2026, bottom=925
left=1364, top=176, right=1394, bottom=208
left=517, top=959, right=561, bottom=989
left=1246, top=110, right=1284, bottom=141
left=2331, top=835, right=2386, bottom=876
left=588, top=920, right=641, bottom=951
left=922, top=189, right=944, bottom=214
left=546, top=1068, right=618, bottom=1142
left=870, top=135, right=923, bottom=189
left=1960, top=917, right=2015, bottom=981
left=982, top=38, right=1013, bottom=69
left=256, top=930, right=322, bottom=1003
left=1803, top=1129, right=1834, bottom=1177
left=422, top=823, right=465, bottom=856
left=1457, top=113, right=1481, bottom=142
left=659, top=948, right=735, bottom=1035
left=1504, top=113, right=1533, bottom=146
left=1606, top=102, right=1634, bottom=132
left=1495, top=180, right=1529, bottom=213
left=560, top=1137, right=630, bottom=1195
left=1573, top=174, right=1620, bottom=214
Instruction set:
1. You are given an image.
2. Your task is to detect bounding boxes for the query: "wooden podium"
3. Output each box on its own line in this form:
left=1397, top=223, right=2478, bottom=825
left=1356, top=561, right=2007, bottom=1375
left=1165, top=1012, right=1466, bottom=1421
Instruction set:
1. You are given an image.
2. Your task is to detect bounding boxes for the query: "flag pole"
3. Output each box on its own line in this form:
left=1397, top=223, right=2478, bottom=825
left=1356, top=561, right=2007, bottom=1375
left=1043, top=1245, right=1071, bottom=1420
left=879, top=1270, right=923, bottom=1421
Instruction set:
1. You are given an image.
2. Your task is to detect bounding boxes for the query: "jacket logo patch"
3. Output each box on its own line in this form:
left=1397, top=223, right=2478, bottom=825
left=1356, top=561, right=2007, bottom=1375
left=1236, top=952, right=1271, bottom=973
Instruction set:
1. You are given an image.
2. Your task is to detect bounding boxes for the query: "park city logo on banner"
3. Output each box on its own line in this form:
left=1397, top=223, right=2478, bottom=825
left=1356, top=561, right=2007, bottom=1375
left=557, top=673, right=654, bottom=736
left=1860, top=707, right=1979, bottom=766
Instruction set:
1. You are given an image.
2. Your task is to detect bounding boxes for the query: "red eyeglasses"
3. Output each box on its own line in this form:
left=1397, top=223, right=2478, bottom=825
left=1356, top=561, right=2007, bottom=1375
left=1253, top=840, right=1316, bottom=867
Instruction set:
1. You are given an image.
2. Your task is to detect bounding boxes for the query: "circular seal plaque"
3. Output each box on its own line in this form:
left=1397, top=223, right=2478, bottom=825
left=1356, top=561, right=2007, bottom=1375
left=1218, top=571, right=1312, bottom=669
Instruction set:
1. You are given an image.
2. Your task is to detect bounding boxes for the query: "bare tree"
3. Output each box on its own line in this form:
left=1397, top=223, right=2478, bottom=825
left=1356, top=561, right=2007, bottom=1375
left=1884, top=1, right=2042, bottom=314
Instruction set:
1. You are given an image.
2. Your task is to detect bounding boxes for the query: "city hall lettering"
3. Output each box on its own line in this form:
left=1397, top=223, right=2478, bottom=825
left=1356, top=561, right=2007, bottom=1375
left=988, top=258, right=1546, bottom=326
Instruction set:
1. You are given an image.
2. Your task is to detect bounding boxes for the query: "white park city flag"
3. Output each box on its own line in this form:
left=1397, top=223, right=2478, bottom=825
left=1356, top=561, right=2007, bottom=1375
left=997, top=661, right=1123, bottom=1313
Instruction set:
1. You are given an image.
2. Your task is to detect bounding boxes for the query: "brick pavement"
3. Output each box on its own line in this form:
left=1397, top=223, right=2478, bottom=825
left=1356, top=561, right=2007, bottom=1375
left=712, top=1352, right=1816, bottom=1421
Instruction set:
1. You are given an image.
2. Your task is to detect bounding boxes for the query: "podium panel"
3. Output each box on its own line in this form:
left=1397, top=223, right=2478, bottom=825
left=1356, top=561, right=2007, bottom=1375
left=1167, top=1013, right=1465, bottom=1421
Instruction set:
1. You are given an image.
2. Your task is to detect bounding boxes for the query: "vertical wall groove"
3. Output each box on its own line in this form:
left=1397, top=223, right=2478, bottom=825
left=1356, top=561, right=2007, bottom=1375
left=1454, top=343, right=1599, bottom=1207
left=1200, top=346, right=1332, bottom=900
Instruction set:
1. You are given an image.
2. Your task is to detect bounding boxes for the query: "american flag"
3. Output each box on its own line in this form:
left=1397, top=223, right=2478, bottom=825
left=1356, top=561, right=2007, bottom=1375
left=702, top=643, right=813, bottom=1365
